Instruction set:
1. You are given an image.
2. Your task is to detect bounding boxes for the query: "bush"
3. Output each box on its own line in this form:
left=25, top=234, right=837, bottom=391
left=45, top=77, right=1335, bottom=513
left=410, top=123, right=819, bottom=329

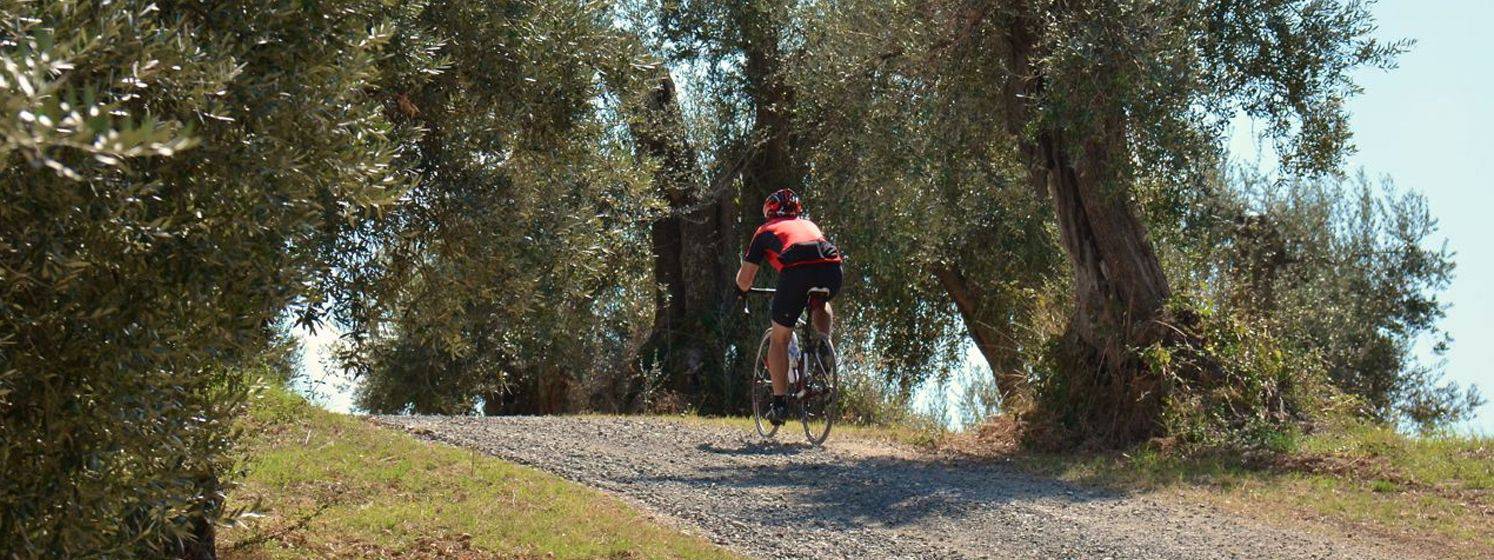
left=1148, top=295, right=1339, bottom=450
left=1161, top=169, right=1480, bottom=431
left=0, top=2, right=413, bottom=556
left=837, top=366, right=919, bottom=427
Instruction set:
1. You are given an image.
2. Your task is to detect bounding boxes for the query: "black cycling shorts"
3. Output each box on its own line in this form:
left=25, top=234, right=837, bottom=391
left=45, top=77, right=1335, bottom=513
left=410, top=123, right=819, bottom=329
left=771, top=263, right=843, bottom=328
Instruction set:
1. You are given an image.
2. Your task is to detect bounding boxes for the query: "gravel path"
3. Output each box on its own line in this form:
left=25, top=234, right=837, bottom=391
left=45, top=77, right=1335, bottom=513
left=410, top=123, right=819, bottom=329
left=373, top=415, right=1407, bottom=560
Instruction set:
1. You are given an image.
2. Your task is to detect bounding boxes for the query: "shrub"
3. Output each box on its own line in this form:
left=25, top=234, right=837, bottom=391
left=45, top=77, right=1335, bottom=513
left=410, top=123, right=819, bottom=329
left=0, top=2, right=412, bottom=556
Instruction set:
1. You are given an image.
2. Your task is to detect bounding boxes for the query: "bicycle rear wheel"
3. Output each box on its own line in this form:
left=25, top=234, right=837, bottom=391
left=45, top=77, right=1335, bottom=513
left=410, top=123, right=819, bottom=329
left=799, top=337, right=838, bottom=445
left=750, top=330, right=780, bottom=439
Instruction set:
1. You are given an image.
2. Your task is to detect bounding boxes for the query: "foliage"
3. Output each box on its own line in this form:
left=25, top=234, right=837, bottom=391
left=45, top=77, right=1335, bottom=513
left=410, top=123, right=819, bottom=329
left=781, top=0, right=1444, bottom=445
left=0, top=0, right=414, bottom=556
left=1153, top=168, right=1479, bottom=431
left=647, top=0, right=787, bottom=176
left=1022, top=0, right=1406, bottom=183
left=1151, top=295, right=1334, bottom=448
left=786, top=0, right=1067, bottom=394
left=320, top=1, right=662, bottom=415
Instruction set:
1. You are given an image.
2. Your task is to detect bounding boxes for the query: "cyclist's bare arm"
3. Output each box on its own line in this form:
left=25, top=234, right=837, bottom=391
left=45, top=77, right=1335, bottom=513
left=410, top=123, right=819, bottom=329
left=735, top=261, right=759, bottom=293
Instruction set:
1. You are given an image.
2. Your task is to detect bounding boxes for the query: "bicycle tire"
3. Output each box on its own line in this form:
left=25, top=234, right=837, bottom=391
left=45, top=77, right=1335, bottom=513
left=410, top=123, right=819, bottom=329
left=799, top=336, right=838, bottom=446
left=750, top=330, right=780, bottom=439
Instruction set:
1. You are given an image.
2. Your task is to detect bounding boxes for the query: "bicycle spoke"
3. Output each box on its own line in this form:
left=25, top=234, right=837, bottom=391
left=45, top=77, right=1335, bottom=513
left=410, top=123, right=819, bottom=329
left=799, top=341, right=838, bottom=446
left=751, top=330, right=779, bottom=439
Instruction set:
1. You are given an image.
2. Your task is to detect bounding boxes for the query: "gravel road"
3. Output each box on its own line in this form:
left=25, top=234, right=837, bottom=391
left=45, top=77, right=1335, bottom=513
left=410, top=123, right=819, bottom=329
left=373, top=415, right=1407, bottom=560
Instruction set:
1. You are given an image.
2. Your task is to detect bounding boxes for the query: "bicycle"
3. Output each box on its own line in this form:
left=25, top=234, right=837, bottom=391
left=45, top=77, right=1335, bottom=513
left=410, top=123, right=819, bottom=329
left=741, top=286, right=839, bottom=445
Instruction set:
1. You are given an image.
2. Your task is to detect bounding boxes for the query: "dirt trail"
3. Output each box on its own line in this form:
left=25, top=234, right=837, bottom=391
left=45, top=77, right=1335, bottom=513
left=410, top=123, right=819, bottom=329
left=374, top=415, right=1410, bottom=560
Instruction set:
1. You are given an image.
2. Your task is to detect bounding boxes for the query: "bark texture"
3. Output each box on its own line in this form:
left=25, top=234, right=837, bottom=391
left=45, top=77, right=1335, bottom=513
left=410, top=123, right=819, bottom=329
left=990, top=6, right=1179, bottom=444
left=1034, top=128, right=1175, bottom=443
left=630, top=73, right=736, bottom=412
left=934, top=264, right=1030, bottom=407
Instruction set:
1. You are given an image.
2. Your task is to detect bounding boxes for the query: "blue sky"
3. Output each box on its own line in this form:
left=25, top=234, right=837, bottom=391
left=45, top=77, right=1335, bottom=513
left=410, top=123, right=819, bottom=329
left=1334, top=0, right=1493, bottom=431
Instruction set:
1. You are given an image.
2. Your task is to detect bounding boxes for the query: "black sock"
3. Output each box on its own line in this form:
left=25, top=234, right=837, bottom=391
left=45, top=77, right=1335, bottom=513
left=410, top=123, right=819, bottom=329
left=772, top=395, right=787, bottom=407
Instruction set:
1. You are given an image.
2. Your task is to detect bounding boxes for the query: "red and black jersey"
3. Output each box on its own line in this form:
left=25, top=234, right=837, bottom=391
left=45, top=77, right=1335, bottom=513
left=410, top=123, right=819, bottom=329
left=744, top=217, right=843, bottom=272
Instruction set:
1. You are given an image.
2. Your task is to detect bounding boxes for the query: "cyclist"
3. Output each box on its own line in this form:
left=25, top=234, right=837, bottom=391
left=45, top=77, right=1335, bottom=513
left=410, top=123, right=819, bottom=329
left=735, top=188, right=843, bottom=426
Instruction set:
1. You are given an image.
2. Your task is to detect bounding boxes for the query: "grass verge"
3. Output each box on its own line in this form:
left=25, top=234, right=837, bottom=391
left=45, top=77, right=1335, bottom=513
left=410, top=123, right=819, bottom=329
left=219, top=387, right=740, bottom=560
left=959, top=417, right=1493, bottom=560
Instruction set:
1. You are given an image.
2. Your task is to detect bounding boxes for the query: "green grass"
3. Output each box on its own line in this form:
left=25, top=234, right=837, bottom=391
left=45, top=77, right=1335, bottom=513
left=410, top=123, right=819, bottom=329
left=220, top=388, right=740, bottom=560
left=1005, top=421, right=1493, bottom=560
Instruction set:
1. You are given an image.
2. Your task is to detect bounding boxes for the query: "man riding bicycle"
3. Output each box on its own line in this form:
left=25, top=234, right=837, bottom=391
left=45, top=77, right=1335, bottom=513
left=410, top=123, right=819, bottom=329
left=735, top=188, right=843, bottom=426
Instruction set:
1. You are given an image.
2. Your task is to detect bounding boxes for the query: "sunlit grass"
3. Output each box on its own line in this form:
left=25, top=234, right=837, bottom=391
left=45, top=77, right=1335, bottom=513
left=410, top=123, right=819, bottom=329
left=220, top=388, right=739, bottom=559
left=1007, top=420, right=1493, bottom=560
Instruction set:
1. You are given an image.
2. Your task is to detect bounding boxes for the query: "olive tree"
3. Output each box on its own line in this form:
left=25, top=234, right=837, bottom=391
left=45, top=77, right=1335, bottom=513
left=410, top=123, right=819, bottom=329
left=0, top=0, right=417, bottom=556
left=323, top=1, right=662, bottom=416
left=1154, top=168, right=1478, bottom=431
left=789, top=0, right=1405, bottom=444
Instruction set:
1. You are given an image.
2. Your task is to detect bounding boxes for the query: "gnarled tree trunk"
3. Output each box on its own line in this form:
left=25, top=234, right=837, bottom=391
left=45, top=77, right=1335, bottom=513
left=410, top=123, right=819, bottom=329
left=629, top=73, right=735, bottom=411
left=1033, top=127, right=1174, bottom=443
left=991, top=8, right=1178, bottom=445
left=934, top=264, right=1030, bottom=408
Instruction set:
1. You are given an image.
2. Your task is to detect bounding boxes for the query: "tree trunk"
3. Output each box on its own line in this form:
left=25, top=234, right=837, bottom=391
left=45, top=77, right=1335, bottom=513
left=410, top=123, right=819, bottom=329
left=682, top=3, right=804, bottom=414
left=994, top=8, right=1177, bottom=444
left=1034, top=128, right=1174, bottom=443
left=482, top=367, right=570, bottom=415
left=933, top=264, right=1030, bottom=409
left=738, top=2, right=803, bottom=244
left=629, top=72, right=734, bottom=411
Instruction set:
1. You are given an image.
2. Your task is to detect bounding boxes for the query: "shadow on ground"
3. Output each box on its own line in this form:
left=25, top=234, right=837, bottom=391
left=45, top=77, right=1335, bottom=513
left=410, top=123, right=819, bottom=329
left=652, top=437, right=1118, bottom=530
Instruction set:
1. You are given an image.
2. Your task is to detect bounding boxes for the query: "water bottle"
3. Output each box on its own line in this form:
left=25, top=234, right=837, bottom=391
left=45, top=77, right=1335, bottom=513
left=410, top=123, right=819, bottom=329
left=787, top=334, right=801, bottom=383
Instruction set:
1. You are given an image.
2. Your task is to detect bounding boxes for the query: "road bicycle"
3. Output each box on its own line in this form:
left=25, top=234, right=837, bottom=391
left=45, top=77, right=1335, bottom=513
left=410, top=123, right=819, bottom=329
left=742, top=287, right=839, bottom=445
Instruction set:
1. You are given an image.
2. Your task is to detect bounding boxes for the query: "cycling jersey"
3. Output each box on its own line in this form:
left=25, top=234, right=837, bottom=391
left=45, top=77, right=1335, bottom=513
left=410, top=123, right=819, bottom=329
left=744, top=217, right=843, bottom=272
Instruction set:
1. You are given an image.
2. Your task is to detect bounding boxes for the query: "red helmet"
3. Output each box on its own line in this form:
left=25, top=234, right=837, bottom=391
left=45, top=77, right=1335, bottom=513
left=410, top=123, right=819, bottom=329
left=762, top=188, right=803, bottom=219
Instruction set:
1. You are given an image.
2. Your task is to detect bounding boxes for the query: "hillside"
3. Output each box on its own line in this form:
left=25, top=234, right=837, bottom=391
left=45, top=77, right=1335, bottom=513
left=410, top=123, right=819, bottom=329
left=218, top=389, right=737, bottom=559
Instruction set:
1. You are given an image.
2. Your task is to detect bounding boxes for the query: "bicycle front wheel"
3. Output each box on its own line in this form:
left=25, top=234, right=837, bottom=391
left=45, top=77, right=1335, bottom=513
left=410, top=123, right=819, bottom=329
left=750, top=330, right=779, bottom=439
left=799, top=337, right=838, bottom=446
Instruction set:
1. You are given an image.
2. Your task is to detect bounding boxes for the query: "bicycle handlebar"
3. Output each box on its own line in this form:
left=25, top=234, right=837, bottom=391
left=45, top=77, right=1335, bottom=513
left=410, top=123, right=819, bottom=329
left=738, top=287, right=774, bottom=315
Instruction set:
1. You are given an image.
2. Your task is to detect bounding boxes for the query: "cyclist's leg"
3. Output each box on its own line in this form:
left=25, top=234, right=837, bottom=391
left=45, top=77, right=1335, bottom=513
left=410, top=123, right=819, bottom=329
left=767, top=322, right=793, bottom=396
left=769, top=268, right=812, bottom=396
left=811, top=300, right=833, bottom=338
left=808, top=264, right=843, bottom=338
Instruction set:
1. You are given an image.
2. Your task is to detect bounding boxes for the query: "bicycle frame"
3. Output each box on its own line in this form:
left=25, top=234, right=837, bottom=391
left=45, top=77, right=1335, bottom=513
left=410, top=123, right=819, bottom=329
left=743, top=286, right=837, bottom=444
left=744, top=287, right=825, bottom=389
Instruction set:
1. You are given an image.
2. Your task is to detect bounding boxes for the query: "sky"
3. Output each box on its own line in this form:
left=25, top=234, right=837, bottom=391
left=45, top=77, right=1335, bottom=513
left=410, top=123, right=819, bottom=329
left=1330, top=0, right=1494, bottom=431
left=299, top=0, right=1493, bottom=431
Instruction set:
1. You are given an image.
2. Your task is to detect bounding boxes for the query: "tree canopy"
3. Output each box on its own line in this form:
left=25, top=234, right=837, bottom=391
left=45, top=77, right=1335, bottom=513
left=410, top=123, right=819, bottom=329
left=0, top=0, right=1478, bottom=557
